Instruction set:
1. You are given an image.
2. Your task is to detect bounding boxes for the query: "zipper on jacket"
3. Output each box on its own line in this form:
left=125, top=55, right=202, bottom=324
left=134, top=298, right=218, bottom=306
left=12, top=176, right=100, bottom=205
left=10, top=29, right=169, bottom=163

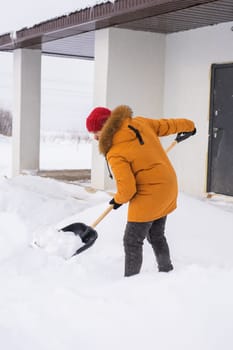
left=128, top=125, right=144, bottom=145
left=105, top=157, right=113, bottom=179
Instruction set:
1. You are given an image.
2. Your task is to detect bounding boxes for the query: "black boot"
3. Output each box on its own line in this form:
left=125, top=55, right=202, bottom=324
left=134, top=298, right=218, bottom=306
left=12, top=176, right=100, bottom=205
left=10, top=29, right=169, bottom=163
left=157, top=253, right=174, bottom=272
left=151, top=238, right=173, bottom=272
left=158, top=265, right=173, bottom=272
left=147, top=216, right=174, bottom=273
left=124, top=250, right=142, bottom=277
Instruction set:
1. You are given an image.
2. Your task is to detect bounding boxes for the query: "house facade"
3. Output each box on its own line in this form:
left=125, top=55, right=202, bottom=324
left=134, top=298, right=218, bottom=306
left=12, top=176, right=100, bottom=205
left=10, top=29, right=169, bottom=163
left=0, top=0, right=233, bottom=198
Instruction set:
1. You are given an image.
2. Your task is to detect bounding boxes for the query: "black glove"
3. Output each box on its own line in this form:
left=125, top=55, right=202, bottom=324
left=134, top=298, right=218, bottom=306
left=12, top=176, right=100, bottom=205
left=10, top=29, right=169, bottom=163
left=175, top=128, right=197, bottom=143
left=109, top=198, right=122, bottom=210
left=191, top=128, right=197, bottom=135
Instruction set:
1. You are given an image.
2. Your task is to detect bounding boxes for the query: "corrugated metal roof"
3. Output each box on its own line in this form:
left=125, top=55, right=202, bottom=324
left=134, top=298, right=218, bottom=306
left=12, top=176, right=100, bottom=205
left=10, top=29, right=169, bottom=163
left=120, top=0, right=233, bottom=33
left=0, top=0, right=232, bottom=59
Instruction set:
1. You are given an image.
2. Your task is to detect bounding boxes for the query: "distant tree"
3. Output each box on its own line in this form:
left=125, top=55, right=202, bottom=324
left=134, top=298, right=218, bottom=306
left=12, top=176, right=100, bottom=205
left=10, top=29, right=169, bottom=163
left=0, top=107, right=12, bottom=136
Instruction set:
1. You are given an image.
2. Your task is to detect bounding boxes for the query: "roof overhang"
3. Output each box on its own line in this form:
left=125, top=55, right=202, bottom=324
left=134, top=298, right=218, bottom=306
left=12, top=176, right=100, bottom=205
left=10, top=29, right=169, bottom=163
left=0, top=0, right=233, bottom=59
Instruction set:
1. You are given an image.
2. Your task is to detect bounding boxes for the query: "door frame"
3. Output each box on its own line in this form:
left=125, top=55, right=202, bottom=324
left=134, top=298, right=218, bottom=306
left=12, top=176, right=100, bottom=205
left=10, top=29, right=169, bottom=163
left=207, top=62, right=233, bottom=194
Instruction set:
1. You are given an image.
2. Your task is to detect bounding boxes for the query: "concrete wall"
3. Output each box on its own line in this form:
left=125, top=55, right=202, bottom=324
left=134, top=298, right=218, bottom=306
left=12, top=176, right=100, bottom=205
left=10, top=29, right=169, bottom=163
left=106, top=28, right=165, bottom=116
left=92, top=27, right=166, bottom=190
left=164, top=21, right=233, bottom=197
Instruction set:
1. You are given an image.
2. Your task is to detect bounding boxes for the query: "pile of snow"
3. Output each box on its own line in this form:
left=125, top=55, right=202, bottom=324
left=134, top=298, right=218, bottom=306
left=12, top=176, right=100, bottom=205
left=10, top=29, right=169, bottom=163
left=0, top=134, right=233, bottom=349
left=0, top=212, right=28, bottom=261
left=0, top=174, right=233, bottom=349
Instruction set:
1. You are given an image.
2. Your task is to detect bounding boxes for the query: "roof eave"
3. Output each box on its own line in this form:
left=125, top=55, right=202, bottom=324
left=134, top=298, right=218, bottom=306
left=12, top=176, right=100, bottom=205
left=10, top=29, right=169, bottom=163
left=0, top=0, right=218, bottom=51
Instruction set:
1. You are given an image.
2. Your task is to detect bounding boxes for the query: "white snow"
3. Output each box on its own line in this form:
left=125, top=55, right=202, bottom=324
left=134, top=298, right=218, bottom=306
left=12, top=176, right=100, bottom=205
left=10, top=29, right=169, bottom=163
left=40, top=137, right=92, bottom=170
left=1, top=135, right=233, bottom=350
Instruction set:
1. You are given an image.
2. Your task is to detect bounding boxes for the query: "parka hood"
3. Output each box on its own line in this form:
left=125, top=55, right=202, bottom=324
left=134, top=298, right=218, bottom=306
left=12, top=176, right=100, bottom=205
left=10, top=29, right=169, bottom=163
left=99, top=105, right=133, bottom=155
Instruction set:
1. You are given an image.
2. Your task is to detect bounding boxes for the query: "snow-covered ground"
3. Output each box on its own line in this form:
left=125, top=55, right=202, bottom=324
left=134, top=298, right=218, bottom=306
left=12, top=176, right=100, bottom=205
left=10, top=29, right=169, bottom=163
left=0, top=135, right=91, bottom=177
left=1, top=135, right=233, bottom=350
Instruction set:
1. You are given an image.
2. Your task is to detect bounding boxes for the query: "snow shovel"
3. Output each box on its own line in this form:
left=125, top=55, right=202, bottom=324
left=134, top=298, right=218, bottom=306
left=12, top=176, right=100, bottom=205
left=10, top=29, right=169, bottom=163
left=61, top=205, right=113, bottom=256
left=61, top=129, right=195, bottom=256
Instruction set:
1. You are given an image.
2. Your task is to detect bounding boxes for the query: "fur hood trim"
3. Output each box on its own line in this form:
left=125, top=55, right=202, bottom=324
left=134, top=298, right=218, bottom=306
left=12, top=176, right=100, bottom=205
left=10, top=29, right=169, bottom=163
left=99, top=105, right=133, bottom=155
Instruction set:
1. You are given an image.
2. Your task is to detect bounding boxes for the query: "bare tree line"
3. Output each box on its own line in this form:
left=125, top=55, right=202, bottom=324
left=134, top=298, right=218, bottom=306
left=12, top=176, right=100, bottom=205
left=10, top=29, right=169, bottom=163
left=0, top=107, right=91, bottom=142
left=0, top=107, right=12, bottom=136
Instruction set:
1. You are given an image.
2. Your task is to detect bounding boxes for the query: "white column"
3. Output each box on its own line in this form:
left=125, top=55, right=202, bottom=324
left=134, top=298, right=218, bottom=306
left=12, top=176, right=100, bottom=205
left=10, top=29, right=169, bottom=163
left=91, top=28, right=114, bottom=190
left=12, top=48, right=41, bottom=176
left=92, top=28, right=166, bottom=190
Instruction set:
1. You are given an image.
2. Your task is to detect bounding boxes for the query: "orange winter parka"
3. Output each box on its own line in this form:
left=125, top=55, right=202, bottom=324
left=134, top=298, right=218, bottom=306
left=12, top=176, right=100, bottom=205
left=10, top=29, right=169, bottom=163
left=99, top=105, right=195, bottom=222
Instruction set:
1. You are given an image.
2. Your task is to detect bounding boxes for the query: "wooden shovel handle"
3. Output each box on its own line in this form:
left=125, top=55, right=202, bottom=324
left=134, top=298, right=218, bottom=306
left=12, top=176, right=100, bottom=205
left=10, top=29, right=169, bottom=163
left=165, top=140, right=177, bottom=153
left=91, top=205, right=114, bottom=228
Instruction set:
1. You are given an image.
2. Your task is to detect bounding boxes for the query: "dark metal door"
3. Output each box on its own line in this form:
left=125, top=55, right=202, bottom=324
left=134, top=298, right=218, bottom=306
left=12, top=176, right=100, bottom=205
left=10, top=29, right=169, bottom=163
left=207, top=63, right=233, bottom=196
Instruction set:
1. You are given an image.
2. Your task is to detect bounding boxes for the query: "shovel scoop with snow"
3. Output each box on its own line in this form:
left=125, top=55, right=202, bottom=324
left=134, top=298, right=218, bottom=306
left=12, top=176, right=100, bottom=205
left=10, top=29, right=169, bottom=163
left=61, top=205, right=113, bottom=257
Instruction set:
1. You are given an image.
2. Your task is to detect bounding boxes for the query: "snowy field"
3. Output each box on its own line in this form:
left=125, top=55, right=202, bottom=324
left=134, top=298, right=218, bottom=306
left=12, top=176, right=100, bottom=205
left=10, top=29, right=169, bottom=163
left=1, top=135, right=233, bottom=350
left=0, top=135, right=92, bottom=177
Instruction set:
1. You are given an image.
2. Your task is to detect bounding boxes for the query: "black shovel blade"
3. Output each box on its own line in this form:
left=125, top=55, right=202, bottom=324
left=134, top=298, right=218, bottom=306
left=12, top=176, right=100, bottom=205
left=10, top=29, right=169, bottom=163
left=61, top=222, right=98, bottom=256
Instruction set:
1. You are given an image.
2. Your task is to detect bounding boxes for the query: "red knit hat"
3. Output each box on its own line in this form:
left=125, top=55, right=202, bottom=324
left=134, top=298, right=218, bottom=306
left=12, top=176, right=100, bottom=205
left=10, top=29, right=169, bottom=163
left=86, top=107, right=111, bottom=132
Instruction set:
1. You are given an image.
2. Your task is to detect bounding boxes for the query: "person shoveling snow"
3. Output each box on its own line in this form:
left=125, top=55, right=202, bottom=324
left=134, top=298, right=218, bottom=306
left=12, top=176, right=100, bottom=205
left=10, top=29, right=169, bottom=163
left=84, top=104, right=196, bottom=277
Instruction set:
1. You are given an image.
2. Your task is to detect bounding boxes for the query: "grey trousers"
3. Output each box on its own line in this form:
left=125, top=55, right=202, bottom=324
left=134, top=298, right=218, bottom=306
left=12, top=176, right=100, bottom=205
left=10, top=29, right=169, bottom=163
left=123, top=216, right=173, bottom=277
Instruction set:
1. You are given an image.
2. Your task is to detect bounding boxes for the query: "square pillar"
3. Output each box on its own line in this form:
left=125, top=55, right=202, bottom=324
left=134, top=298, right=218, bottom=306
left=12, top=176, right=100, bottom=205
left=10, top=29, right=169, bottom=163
left=12, top=48, right=41, bottom=176
left=91, top=29, right=114, bottom=190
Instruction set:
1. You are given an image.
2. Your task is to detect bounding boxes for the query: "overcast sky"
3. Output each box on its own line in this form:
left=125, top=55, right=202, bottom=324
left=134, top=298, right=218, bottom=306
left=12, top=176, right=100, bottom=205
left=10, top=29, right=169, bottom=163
left=0, top=0, right=109, bottom=33
left=0, top=1, right=107, bottom=131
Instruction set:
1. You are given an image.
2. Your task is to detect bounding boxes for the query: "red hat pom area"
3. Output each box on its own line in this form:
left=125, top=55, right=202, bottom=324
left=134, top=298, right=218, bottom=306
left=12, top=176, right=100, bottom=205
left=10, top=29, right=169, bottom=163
left=86, top=107, right=111, bottom=132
